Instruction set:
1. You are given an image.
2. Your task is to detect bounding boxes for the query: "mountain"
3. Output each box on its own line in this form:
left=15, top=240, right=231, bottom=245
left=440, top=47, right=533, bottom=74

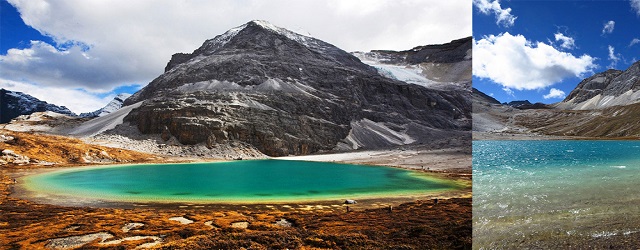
left=473, top=61, right=640, bottom=138
left=472, top=88, right=500, bottom=105
left=0, top=89, right=76, bottom=123
left=80, top=93, right=132, bottom=118
left=502, top=100, right=531, bottom=107
left=556, top=61, right=640, bottom=110
left=352, top=37, right=472, bottom=89
left=472, top=88, right=517, bottom=133
left=115, top=20, right=470, bottom=156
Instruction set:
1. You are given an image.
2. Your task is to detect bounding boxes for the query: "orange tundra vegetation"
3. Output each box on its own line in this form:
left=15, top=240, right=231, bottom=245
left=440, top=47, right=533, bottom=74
left=0, top=129, right=471, bottom=249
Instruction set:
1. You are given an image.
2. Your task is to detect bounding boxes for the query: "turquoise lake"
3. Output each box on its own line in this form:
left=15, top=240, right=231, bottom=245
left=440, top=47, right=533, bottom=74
left=473, top=140, right=640, bottom=248
left=24, top=160, right=459, bottom=203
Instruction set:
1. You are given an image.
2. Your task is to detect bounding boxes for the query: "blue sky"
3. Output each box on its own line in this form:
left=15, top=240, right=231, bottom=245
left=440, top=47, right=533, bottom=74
left=473, top=0, right=640, bottom=104
left=0, top=0, right=470, bottom=113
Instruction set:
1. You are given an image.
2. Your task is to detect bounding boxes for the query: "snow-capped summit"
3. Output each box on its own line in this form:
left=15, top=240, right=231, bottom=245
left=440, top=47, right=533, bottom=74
left=79, top=93, right=132, bottom=118
left=129, top=19, right=372, bottom=104
left=0, top=89, right=76, bottom=123
left=189, top=20, right=317, bottom=60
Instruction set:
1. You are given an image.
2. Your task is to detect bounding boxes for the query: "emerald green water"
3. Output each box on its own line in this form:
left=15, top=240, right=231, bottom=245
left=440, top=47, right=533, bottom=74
left=24, top=160, right=459, bottom=203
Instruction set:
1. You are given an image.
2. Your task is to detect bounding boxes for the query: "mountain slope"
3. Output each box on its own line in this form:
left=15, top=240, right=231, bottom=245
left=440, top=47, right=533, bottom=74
left=0, top=89, right=76, bottom=123
left=556, top=61, right=640, bottom=110
left=473, top=61, right=640, bottom=138
left=80, top=93, right=132, bottom=118
left=352, top=37, right=472, bottom=89
left=120, top=20, right=471, bottom=156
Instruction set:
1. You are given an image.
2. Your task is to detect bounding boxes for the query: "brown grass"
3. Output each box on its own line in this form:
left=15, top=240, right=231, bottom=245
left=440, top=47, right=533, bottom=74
left=0, top=129, right=157, bottom=168
left=0, top=129, right=471, bottom=249
left=512, top=103, right=640, bottom=138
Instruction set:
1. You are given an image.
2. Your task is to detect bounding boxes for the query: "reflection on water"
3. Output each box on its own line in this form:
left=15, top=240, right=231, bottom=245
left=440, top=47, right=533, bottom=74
left=473, top=140, right=640, bottom=248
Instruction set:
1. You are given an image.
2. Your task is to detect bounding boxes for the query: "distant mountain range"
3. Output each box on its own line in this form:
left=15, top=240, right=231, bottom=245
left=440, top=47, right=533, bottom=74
left=0, top=90, right=133, bottom=124
left=79, top=93, right=132, bottom=118
left=474, top=60, right=640, bottom=138
left=0, top=89, right=76, bottom=123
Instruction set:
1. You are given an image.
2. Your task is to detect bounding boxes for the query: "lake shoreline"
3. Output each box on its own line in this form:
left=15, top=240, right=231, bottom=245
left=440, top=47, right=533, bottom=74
left=15, top=159, right=468, bottom=208
left=1, top=144, right=472, bottom=248
left=9, top=143, right=471, bottom=209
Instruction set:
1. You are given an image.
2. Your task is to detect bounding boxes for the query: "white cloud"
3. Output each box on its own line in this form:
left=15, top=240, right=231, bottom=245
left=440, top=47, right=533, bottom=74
left=543, top=88, right=566, bottom=99
left=630, top=38, right=640, bottom=47
left=0, top=41, right=148, bottom=93
left=602, top=20, right=615, bottom=35
left=2, top=0, right=471, bottom=111
left=554, top=33, right=575, bottom=50
left=473, top=32, right=597, bottom=90
left=555, top=32, right=576, bottom=49
left=473, top=0, right=516, bottom=27
left=502, top=87, right=515, bottom=97
left=632, top=0, right=640, bottom=16
left=608, top=45, right=620, bottom=69
left=0, top=79, right=113, bottom=113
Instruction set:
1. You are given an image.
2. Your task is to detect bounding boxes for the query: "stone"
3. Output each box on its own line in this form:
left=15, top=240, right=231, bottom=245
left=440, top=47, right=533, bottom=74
left=2, top=149, right=16, bottom=156
left=121, top=222, right=144, bottom=233
left=230, top=221, right=249, bottom=229
left=46, top=232, right=113, bottom=249
left=274, top=218, right=292, bottom=227
left=169, top=216, right=193, bottom=225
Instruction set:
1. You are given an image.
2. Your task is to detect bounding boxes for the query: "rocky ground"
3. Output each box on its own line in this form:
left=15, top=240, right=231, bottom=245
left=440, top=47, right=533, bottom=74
left=0, top=129, right=471, bottom=249
left=472, top=88, right=640, bottom=140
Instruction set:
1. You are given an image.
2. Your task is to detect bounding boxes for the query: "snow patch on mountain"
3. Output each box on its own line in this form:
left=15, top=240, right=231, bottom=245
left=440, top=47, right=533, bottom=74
left=195, top=20, right=315, bottom=59
left=354, top=54, right=452, bottom=89
left=176, top=80, right=244, bottom=92
left=176, top=78, right=322, bottom=99
left=80, top=93, right=131, bottom=118
left=370, top=63, right=438, bottom=88
left=556, top=90, right=640, bottom=110
left=69, top=101, right=143, bottom=137
left=336, top=119, right=416, bottom=150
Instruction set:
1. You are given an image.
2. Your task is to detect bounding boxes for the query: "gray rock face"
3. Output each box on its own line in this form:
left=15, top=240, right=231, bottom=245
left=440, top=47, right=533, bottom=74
left=352, top=37, right=472, bottom=87
left=563, top=69, right=624, bottom=104
left=0, top=89, right=76, bottom=123
left=355, top=37, right=472, bottom=65
left=122, top=20, right=471, bottom=156
left=562, top=61, right=640, bottom=108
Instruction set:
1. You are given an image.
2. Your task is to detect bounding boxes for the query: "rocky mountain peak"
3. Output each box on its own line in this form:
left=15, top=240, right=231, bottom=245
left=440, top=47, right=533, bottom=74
left=163, top=20, right=366, bottom=74
left=129, top=20, right=373, bottom=105
left=559, top=60, right=640, bottom=110
left=472, top=88, right=500, bottom=105
left=79, top=93, right=132, bottom=118
left=562, top=69, right=623, bottom=103
left=119, top=21, right=471, bottom=156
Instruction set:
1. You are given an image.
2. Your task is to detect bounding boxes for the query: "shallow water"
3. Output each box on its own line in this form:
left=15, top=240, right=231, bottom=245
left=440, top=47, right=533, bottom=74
left=473, top=140, right=640, bottom=248
left=24, top=160, right=459, bottom=203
